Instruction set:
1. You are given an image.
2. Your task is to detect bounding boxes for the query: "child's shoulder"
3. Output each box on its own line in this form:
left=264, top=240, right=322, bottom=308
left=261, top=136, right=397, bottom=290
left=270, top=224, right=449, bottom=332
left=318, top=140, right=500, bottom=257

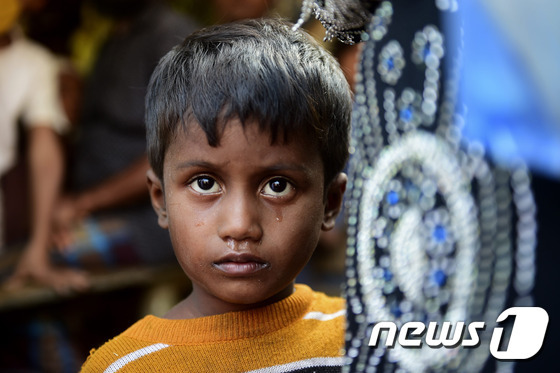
left=302, top=284, right=345, bottom=315
left=80, top=317, right=155, bottom=372
left=294, top=284, right=346, bottom=329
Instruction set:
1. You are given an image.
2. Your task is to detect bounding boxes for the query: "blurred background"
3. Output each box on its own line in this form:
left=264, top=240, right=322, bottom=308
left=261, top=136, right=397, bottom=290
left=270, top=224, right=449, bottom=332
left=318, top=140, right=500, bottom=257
left=0, top=0, right=557, bottom=372
left=455, top=1, right=560, bottom=371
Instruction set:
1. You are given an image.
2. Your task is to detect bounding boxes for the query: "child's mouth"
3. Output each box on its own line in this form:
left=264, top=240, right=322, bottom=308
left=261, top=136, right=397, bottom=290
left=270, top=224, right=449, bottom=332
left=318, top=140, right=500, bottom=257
left=213, top=254, right=270, bottom=275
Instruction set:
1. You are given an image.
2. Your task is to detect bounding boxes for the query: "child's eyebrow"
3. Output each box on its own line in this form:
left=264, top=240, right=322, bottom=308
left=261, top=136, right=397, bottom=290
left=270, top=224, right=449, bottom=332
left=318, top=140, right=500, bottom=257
left=175, top=160, right=314, bottom=176
left=174, top=160, right=217, bottom=170
left=261, top=163, right=315, bottom=176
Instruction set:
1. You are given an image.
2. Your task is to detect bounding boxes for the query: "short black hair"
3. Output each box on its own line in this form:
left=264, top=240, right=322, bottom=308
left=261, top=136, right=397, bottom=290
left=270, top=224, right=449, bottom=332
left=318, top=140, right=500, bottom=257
left=146, top=18, right=352, bottom=185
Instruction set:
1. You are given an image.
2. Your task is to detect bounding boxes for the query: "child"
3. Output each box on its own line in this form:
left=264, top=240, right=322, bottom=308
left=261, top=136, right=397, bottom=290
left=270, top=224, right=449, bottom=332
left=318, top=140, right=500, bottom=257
left=81, top=18, right=352, bottom=372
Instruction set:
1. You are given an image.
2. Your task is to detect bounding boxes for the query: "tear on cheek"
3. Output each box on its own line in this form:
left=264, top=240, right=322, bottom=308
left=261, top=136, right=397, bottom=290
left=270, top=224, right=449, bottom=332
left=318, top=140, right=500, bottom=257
left=275, top=208, right=283, bottom=223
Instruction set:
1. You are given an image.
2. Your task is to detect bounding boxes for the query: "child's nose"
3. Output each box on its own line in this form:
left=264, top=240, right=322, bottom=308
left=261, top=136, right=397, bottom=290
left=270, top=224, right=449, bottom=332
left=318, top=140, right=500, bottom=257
left=217, top=190, right=263, bottom=243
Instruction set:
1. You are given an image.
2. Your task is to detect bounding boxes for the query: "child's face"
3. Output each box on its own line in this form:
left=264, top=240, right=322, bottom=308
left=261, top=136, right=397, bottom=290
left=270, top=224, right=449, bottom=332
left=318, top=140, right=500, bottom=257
left=148, top=119, right=345, bottom=316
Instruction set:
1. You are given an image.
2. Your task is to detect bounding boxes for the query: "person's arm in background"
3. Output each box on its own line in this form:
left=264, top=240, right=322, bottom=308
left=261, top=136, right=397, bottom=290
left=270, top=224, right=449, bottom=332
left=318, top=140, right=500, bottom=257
left=52, top=155, right=150, bottom=249
left=6, top=126, right=89, bottom=293
left=71, top=154, right=150, bottom=214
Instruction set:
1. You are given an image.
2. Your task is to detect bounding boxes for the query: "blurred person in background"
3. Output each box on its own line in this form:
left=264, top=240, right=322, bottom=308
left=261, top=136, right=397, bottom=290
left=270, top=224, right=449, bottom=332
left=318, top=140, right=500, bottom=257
left=0, top=0, right=88, bottom=292
left=48, top=0, right=199, bottom=271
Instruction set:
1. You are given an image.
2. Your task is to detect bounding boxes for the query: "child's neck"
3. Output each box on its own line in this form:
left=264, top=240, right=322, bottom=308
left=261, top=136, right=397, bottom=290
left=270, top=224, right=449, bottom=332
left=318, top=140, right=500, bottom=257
left=164, top=283, right=295, bottom=320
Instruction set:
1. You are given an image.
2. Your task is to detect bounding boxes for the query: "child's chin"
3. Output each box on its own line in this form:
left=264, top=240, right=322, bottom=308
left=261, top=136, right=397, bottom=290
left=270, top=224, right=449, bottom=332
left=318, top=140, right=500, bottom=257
left=215, top=283, right=290, bottom=307
left=219, top=289, right=272, bottom=306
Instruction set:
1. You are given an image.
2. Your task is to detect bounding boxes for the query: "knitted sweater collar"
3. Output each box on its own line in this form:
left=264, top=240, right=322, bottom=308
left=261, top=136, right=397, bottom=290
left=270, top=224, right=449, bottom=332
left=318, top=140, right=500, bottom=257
left=124, top=284, right=315, bottom=344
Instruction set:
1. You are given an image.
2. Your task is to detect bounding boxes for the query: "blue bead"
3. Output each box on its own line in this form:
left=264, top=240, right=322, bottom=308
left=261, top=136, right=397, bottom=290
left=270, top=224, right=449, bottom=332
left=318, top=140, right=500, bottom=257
left=386, top=190, right=399, bottom=205
left=423, top=44, right=431, bottom=60
left=432, top=224, right=447, bottom=242
left=400, top=107, right=413, bottom=122
left=390, top=303, right=402, bottom=317
left=383, top=268, right=393, bottom=281
left=386, top=57, right=395, bottom=70
left=432, top=269, right=447, bottom=286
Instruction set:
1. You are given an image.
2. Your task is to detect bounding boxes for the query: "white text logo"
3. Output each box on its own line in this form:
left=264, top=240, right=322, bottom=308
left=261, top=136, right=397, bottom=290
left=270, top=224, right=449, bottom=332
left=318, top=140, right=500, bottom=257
left=368, top=307, right=548, bottom=360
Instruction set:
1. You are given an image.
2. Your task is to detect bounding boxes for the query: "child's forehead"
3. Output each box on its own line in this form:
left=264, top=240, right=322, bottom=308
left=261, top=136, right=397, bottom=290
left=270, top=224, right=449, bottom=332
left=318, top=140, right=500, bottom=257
left=180, top=117, right=319, bottom=151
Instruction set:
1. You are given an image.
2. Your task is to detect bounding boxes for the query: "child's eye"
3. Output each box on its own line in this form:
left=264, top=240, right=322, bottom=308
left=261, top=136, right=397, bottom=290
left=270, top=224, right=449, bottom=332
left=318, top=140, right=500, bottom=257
left=189, top=176, right=221, bottom=194
left=261, top=178, right=295, bottom=198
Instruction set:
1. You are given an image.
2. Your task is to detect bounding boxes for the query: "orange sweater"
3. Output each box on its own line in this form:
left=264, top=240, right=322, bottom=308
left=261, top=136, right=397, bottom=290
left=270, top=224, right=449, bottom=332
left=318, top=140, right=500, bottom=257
left=81, top=284, right=345, bottom=372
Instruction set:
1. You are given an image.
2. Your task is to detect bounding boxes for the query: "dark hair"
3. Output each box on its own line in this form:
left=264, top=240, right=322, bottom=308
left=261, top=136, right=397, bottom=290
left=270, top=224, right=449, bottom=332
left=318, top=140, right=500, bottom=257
left=146, top=18, right=352, bottom=185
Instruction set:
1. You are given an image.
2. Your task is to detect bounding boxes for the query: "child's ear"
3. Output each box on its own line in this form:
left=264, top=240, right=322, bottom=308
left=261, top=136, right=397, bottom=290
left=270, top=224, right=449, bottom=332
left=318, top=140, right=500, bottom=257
left=322, top=172, right=347, bottom=231
left=146, top=169, right=168, bottom=229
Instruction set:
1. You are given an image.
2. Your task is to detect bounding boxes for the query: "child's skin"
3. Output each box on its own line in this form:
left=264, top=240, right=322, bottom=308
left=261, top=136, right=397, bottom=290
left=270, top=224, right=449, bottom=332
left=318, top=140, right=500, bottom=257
left=147, top=118, right=346, bottom=319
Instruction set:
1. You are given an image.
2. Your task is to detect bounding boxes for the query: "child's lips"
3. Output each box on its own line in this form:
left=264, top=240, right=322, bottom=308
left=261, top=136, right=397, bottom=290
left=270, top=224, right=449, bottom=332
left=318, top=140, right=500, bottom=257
left=213, top=253, right=270, bottom=276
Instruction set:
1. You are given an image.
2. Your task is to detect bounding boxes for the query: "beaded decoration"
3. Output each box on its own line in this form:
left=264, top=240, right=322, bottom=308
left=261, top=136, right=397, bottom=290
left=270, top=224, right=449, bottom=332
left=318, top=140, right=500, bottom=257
left=295, top=1, right=537, bottom=372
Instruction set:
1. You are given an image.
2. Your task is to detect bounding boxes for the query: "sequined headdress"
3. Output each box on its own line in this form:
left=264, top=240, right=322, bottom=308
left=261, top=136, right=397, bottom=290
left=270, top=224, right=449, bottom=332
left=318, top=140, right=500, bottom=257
left=294, top=1, right=537, bottom=372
